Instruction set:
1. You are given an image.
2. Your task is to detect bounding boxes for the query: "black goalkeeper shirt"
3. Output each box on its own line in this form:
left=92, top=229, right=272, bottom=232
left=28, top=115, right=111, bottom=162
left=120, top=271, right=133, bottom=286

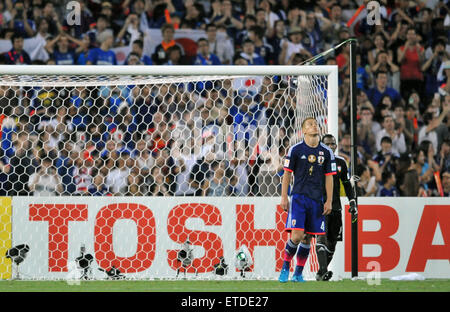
left=324, top=155, right=355, bottom=210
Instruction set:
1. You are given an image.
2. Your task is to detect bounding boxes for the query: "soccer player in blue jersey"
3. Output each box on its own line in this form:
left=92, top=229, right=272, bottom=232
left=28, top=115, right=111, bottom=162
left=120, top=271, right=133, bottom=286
left=279, top=117, right=336, bottom=283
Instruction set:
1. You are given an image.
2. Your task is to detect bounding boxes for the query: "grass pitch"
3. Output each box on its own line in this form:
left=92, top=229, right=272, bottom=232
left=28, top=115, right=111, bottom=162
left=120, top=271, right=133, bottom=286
left=0, top=279, right=449, bottom=292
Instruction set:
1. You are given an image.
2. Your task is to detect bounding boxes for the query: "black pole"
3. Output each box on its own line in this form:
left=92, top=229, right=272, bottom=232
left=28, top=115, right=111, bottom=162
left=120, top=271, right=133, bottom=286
left=349, top=39, right=358, bottom=278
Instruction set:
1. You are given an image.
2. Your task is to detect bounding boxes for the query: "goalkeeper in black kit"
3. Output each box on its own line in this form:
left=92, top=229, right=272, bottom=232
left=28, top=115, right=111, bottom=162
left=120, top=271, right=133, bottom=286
left=315, top=134, right=356, bottom=281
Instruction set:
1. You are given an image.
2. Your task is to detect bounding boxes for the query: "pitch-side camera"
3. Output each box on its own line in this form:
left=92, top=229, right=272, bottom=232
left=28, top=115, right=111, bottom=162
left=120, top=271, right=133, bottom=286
left=213, top=256, right=228, bottom=276
left=5, top=244, right=30, bottom=279
left=98, top=265, right=125, bottom=280
left=75, top=244, right=94, bottom=280
left=176, top=240, right=197, bottom=278
left=235, top=245, right=253, bottom=278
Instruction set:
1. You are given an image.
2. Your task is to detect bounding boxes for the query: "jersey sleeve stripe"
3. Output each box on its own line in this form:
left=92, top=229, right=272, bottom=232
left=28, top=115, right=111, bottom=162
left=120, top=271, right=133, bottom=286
left=306, top=231, right=326, bottom=235
left=284, top=168, right=293, bottom=172
left=325, top=171, right=337, bottom=176
left=286, top=227, right=305, bottom=232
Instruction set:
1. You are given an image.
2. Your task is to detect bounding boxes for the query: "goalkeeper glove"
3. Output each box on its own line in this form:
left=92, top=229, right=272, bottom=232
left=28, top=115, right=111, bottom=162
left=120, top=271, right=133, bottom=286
left=348, top=199, right=357, bottom=215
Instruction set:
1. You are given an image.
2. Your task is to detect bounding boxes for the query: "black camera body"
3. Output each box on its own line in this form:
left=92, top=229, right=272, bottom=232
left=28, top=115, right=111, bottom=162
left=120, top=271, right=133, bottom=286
left=6, top=244, right=30, bottom=265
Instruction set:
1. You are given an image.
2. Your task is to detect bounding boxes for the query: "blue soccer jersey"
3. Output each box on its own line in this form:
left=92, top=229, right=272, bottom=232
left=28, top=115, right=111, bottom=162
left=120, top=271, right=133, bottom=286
left=87, top=48, right=117, bottom=65
left=284, top=141, right=337, bottom=203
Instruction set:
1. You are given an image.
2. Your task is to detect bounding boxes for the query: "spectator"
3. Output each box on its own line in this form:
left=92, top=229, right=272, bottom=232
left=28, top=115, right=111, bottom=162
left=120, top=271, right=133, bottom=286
left=149, top=166, right=170, bottom=196
left=152, top=23, right=185, bottom=65
left=377, top=170, right=399, bottom=197
left=236, top=14, right=256, bottom=48
left=211, top=0, right=243, bottom=40
left=368, top=33, right=393, bottom=69
left=300, top=10, right=330, bottom=53
left=98, top=2, right=120, bottom=34
left=442, top=170, right=450, bottom=197
left=418, top=98, right=450, bottom=154
left=355, top=164, right=378, bottom=197
left=257, top=0, right=279, bottom=31
left=373, top=136, right=399, bottom=174
left=75, top=33, right=91, bottom=65
left=3, top=33, right=31, bottom=64
left=86, top=14, right=111, bottom=48
left=28, top=156, right=62, bottom=196
left=247, top=25, right=275, bottom=65
left=164, top=44, right=184, bottom=65
left=105, top=157, right=129, bottom=196
left=193, top=38, right=221, bottom=65
left=125, top=39, right=152, bottom=65
left=229, top=145, right=249, bottom=196
left=56, top=144, right=77, bottom=195
left=8, top=0, right=34, bottom=38
left=437, top=139, right=450, bottom=173
left=130, top=0, right=152, bottom=30
left=88, top=170, right=109, bottom=196
left=370, top=49, right=400, bottom=91
left=8, top=132, right=38, bottom=195
left=355, top=53, right=371, bottom=92
left=279, top=26, right=311, bottom=65
left=45, top=34, right=80, bottom=65
left=414, top=148, right=434, bottom=196
left=189, top=150, right=214, bottom=196
left=397, top=153, right=421, bottom=196
left=375, top=115, right=407, bottom=155
left=116, top=13, right=143, bottom=47
left=181, top=1, right=207, bottom=30
left=40, top=1, right=63, bottom=36
left=72, top=157, right=94, bottom=195
left=0, top=149, right=11, bottom=196
left=325, top=4, right=348, bottom=44
left=422, top=39, right=448, bottom=101
left=357, top=106, right=379, bottom=156
left=204, top=161, right=228, bottom=196
left=393, top=103, right=414, bottom=148
left=397, top=27, right=425, bottom=99
left=86, top=29, right=117, bottom=65
left=134, top=138, right=154, bottom=173
left=240, top=38, right=265, bottom=65
left=366, top=71, right=402, bottom=108
left=205, top=23, right=234, bottom=65
left=0, top=2, right=12, bottom=30
left=268, top=20, right=287, bottom=64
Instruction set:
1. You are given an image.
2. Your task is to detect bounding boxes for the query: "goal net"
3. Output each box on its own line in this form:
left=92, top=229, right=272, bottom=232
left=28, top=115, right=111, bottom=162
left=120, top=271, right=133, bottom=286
left=0, top=65, right=338, bottom=280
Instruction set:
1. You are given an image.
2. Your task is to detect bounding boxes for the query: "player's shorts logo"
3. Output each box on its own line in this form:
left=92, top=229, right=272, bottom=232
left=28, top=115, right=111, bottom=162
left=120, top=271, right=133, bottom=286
left=308, top=155, right=316, bottom=163
left=318, top=156, right=324, bottom=164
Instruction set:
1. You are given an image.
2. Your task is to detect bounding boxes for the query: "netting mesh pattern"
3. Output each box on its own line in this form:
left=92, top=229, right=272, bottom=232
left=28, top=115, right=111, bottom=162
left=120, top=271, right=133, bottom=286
left=0, top=74, right=328, bottom=197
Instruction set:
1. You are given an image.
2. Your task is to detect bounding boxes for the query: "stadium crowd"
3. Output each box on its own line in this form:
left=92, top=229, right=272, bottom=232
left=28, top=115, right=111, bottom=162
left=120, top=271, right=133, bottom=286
left=0, top=0, right=449, bottom=197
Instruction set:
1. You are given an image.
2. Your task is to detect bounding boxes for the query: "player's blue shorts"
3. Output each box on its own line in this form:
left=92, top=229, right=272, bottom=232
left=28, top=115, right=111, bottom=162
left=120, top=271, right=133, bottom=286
left=285, top=194, right=326, bottom=235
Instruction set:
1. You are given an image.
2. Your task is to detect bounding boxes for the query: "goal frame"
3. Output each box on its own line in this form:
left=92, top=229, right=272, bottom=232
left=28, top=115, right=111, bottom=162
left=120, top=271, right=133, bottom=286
left=0, top=64, right=340, bottom=280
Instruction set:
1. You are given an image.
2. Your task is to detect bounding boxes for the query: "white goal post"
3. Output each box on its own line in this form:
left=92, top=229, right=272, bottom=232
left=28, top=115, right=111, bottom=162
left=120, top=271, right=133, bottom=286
left=0, top=65, right=338, bottom=281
